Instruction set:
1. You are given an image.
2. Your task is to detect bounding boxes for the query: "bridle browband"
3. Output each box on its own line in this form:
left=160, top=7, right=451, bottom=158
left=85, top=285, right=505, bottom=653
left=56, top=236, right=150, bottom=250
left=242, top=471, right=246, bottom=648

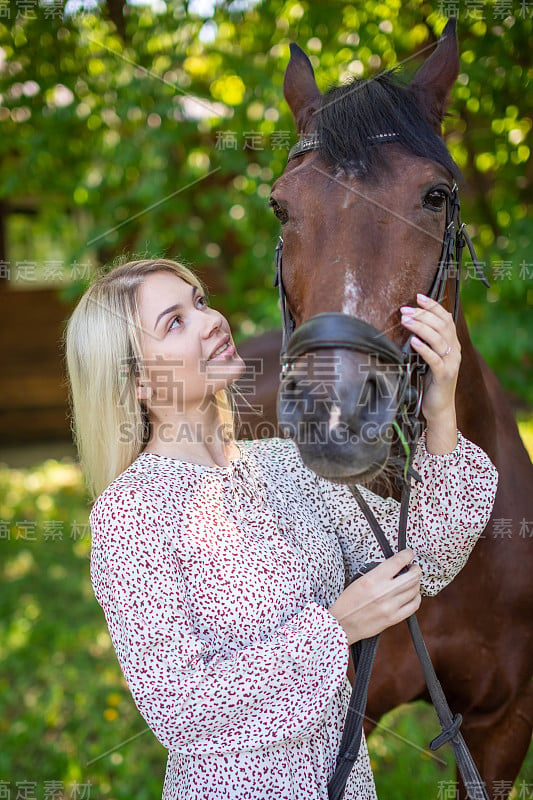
left=272, top=134, right=491, bottom=800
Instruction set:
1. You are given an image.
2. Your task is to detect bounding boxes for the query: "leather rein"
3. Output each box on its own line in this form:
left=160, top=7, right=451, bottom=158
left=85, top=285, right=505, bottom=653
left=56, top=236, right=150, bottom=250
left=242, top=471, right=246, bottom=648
left=272, top=134, right=491, bottom=800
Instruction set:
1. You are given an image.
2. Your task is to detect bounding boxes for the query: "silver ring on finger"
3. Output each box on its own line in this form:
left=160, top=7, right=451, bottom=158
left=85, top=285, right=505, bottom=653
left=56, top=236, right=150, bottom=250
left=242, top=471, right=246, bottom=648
left=439, top=344, right=452, bottom=358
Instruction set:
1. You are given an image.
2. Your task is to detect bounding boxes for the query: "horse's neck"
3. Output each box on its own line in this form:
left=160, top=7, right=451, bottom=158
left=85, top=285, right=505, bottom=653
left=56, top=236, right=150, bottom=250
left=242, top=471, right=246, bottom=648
left=454, top=304, right=498, bottom=463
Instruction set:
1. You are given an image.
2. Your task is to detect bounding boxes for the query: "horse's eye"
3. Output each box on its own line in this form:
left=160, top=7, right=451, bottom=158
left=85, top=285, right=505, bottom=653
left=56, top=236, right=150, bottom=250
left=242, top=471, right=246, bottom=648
left=268, top=198, right=289, bottom=225
left=424, top=189, right=447, bottom=212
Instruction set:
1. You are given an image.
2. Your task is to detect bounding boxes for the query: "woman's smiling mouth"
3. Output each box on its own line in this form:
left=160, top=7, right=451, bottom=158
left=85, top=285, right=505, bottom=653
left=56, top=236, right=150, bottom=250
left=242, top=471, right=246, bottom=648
left=208, top=339, right=236, bottom=361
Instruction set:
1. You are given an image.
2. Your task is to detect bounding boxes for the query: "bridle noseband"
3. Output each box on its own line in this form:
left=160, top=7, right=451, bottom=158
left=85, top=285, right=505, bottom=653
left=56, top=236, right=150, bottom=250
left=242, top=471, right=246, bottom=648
left=274, top=135, right=489, bottom=427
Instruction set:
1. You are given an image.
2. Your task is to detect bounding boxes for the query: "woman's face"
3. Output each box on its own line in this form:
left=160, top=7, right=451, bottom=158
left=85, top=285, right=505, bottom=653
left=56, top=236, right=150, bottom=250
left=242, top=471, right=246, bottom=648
left=135, top=271, right=245, bottom=419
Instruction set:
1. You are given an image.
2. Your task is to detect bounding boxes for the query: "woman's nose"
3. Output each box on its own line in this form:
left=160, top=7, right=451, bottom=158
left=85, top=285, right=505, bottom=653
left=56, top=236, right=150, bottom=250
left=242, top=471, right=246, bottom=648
left=202, top=309, right=224, bottom=338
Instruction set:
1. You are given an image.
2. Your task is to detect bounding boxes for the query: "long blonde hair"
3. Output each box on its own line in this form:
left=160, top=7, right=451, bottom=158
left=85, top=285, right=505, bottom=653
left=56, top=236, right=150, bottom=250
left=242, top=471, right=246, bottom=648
left=64, top=259, right=237, bottom=501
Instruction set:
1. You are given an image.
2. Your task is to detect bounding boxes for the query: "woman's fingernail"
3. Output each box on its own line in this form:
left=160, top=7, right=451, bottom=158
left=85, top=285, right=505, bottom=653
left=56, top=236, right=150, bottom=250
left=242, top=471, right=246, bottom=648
left=410, top=335, right=423, bottom=345
left=417, top=293, right=430, bottom=303
left=400, top=306, right=415, bottom=314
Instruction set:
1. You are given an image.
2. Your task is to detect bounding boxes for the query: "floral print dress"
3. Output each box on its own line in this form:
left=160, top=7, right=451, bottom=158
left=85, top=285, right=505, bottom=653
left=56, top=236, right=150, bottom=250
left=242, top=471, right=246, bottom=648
left=89, top=431, right=498, bottom=799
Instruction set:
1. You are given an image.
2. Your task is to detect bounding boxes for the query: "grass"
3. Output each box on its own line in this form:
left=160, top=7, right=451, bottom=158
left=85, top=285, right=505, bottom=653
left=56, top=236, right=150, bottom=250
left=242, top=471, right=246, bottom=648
left=0, top=461, right=166, bottom=798
left=370, top=703, right=533, bottom=799
left=0, top=420, right=531, bottom=799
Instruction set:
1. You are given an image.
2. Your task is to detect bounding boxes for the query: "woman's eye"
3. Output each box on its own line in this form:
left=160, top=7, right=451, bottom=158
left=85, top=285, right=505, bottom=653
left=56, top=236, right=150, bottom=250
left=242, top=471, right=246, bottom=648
left=424, top=189, right=447, bottom=211
left=168, top=296, right=208, bottom=331
left=268, top=198, right=289, bottom=225
left=168, top=316, right=182, bottom=331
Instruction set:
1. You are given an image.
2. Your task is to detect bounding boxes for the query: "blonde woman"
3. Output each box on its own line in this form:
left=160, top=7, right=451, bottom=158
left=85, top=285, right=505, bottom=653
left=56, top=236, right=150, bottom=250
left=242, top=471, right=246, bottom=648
left=65, top=258, right=498, bottom=800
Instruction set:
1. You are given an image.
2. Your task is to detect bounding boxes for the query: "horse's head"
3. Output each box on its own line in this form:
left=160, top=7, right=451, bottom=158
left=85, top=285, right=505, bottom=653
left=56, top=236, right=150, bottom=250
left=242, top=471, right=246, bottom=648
left=272, top=19, right=463, bottom=484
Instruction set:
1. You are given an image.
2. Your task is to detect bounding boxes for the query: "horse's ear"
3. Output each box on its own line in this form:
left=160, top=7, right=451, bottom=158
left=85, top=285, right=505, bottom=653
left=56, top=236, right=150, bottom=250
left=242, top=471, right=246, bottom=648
left=283, top=43, right=322, bottom=133
left=409, top=18, right=459, bottom=133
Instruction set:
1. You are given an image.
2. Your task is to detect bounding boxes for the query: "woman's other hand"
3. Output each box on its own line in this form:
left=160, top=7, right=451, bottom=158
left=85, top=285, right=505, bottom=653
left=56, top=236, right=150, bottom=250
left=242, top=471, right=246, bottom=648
left=328, top=549, right=422, bottom=644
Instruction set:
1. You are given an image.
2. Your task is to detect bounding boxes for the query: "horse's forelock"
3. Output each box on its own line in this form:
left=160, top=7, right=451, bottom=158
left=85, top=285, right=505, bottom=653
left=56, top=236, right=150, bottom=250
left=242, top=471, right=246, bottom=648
left=316, top=72, right=462, bottom=183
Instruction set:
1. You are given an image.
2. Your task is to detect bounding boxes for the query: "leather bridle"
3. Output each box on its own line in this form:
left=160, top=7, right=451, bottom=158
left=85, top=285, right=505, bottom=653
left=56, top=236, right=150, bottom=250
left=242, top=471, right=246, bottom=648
left=272, top=134, right=491, bottom=800
left=274, top=134, right=489, bottom=428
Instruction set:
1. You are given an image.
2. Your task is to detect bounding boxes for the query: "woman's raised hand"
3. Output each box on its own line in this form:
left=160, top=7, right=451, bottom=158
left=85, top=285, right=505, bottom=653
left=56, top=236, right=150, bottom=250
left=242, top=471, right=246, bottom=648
left=328, top=549, right=422, bottom=645
left=400, top=294, right=462, bottom=453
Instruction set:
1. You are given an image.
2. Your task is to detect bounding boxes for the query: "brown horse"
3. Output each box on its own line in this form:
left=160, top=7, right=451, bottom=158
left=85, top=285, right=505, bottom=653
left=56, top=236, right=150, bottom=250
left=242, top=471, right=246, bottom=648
left=234, top=20, right=533, bottom=800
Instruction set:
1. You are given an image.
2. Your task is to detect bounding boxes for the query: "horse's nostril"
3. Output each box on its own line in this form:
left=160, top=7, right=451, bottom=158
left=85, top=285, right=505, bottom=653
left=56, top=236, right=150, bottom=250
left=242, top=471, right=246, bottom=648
left=343, top=370, right=397, bottom=435
left=356, top=373, right=380, bottom=416
left=283, top=378, right=299, bottom=393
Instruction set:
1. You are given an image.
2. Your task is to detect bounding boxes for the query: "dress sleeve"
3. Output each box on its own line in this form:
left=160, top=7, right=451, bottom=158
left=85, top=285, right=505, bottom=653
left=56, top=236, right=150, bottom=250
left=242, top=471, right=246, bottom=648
left=313, top=430, right=499, bottom=596
left=89, top=490, right=349, bottom=754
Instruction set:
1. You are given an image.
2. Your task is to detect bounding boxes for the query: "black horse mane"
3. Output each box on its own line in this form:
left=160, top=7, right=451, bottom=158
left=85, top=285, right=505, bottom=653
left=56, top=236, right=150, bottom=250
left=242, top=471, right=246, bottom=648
left=316, top=71, right=461, bottom=182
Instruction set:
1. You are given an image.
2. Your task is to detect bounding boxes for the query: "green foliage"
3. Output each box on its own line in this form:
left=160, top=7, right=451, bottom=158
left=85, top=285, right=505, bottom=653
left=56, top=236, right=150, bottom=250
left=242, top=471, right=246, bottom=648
left=0, top=0, right=531, bottom=402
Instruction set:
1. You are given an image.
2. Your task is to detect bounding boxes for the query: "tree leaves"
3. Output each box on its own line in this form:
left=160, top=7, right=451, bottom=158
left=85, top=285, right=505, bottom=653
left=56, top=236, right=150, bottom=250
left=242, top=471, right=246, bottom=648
left=0, top=0, right=531, bottom=402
